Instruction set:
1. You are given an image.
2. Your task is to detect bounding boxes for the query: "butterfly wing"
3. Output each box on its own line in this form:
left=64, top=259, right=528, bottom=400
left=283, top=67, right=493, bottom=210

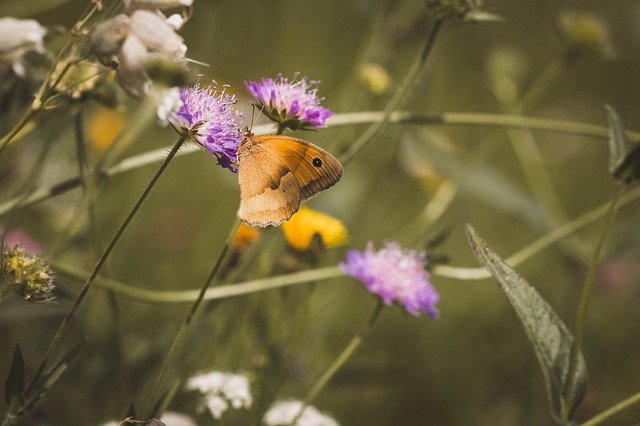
left=237, top=135, right=343, bottom=227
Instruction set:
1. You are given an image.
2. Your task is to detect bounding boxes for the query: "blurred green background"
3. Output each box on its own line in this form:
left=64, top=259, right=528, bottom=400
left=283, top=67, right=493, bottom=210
left=1, top=0, right=640, bottom=424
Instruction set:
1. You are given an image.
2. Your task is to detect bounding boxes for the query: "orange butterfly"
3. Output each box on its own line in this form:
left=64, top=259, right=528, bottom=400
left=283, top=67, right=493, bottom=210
left=236, top=133, right=343, bottom=227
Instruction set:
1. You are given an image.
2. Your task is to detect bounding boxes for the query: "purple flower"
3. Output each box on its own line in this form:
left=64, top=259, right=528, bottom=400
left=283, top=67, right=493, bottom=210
left=339, top=241, right=439, bottom=318
left=168, top=81, right=244, bottom=172
left=244, top=73, right=334, bottom=130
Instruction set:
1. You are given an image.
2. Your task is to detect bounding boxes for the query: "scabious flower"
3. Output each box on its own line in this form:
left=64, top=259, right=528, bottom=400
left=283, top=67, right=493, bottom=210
left=263, top=400, right=339, bottom=426
left=282, top=207, right=347, bottom=252
left=166, top=81, right=244, bottom=172
left=185, top=371, right=252, bottom=420
left=339, top=241, right=439, bottom=318
left=245, top=74, right=334, bottom=130
left=0, top=17, right=47, bottom=76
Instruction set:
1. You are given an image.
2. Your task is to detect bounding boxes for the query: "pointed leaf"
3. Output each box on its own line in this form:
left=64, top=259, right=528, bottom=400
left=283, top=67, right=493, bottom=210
left=4, top=344, right=25, bottom=407
left=466, top=225, right=587, bottom=423
left=149, top=380, right=180, bottom=419
left=22, top=339, right=85, bottom=412
left=605, top=105, right=640, bottom=182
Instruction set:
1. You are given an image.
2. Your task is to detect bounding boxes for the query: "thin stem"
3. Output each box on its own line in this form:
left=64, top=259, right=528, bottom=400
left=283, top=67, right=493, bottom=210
left=147, top=219, right=241, bottom=410
left=581, top=390, right=640, bottom=426
left=56, top=262, right=342, bottom=304
left=432, top=183, right=640, bottom=280
left=0, top=0, right=101, bottom=156
left=24, top=135, right=187, bottom=399
left=339, top=18, right=444, bottom=164
left=1, top=111, right=637, bottom=218
left=292, top=301, right=384, bottom=423
left=0, top=109, right=37, bottom=155
left=562, top=183, right=626, bottom=420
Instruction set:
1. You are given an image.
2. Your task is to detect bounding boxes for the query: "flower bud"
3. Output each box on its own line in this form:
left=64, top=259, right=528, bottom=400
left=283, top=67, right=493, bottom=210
left=51, top=60, right=102, bottom=100
left=129, top=10, right=186, bottom=57
left=0, top=17, right=47, bottom=76
left=558, top=11, right=612, bottom=58
left=358, top=63, right=391, bottom=95
left=90, top=14, right=131, bottom=67
left=1, top=244, right=55, bottom=303
left=115, top=35, right=150, bottom=98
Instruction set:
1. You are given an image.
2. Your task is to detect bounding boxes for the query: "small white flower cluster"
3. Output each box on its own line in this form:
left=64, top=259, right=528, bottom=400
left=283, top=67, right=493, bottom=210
left=89, top=0, right=190, bottom=98
left=185, top=371, right=253, bottom=420
left=0, top=17, right=47, bottom=76
left=263, top=400, right=339, bottom=426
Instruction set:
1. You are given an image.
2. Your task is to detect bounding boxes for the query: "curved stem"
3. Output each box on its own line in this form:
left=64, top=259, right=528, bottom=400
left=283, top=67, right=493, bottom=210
left=291, top=301, right=384, bottom=423
left=147, top=219, right=240, bottom=412
left=339, top=18, right=444, bottom=164
left=581, top=390, right=640, bottom=426
left=432, top=183, right=640, bottom=280
left=562, top=182, right=626, bottom=420
left=56, top=262, right=343, bottom=304
left=24, top=135, right=187, bottom=399
left=0, top=109, right=37, bottom=155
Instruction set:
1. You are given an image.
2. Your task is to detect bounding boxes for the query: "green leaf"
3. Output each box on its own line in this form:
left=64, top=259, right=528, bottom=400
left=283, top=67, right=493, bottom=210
left=466, top=225, right=587, bottom=424
left=4, top=344, right=25, bottom=408
left=22, top=340, right=85, bottom=413
left=605, top=105, right=640, bottom=182
left=148, top=380, right=180, bottom=419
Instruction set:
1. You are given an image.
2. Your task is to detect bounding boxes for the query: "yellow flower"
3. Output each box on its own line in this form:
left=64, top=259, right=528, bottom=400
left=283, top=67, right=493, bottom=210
left=233, top=223, right=260, bottom=252
left=357, top=63, right=390, bottom=95
left=282, top=207, right=347, bottom=252
left=88, top=106, right=126, bottom=153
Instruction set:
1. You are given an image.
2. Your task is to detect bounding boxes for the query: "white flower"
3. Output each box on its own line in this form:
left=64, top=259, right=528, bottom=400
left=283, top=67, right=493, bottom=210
left=155, top=87, right=182, bottom=125
left=0, top=17, right=47, bottom=76
left=263, top=400, right=339, bottom=426
left=185, top=371, right=252, bottom=420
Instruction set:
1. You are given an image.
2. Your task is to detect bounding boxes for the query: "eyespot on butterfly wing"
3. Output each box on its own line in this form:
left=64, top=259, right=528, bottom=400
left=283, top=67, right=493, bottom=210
left=236, top=134, right=343, bottom=227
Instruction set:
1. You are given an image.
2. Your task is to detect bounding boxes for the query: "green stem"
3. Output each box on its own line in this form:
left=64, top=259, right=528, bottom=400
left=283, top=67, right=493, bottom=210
left=339, top=18, right=444, bottom=164
left=0, top=109, right=37, bottom=155
left=56, top=262, right=343, bottom=304
left=562, top=183, right=626, bottom=420
left=147, top=219, right=240, bottom=411
left=292, top=301, right=384, bottom=423
left=1, top=111, right=637, bottom=218
left=581, top=390, right=640, bottom=426
left=432, top=183, right=640, bottom=280
left=24, top=135, right=187, bottom=399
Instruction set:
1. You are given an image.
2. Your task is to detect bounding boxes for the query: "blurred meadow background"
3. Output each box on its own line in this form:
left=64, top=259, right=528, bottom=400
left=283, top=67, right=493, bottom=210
left=1, top=0, right=640, bottom=425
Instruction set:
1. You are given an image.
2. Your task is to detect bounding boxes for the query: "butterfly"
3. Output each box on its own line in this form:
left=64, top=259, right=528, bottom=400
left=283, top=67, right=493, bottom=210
left=236, top=133, right=343, bottom=227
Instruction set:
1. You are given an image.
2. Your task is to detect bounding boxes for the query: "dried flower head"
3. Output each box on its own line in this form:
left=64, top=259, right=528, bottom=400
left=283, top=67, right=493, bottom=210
left=185, top=371, right=252, bottom=420
left=558, top=11, right=612, bottom=58
left=245, top=73, right=334, bottom=131
left=0, top=17, right=47, bottom=76
left=166, top=81, right=244, bottom=171
left=282, top=207, right=347, bottom=252
left=339, top=241, right=439, bottom=318
left=425, top=0, right=483, bottom=20
left=263, top=400, right=339, bottom=426
left=1, top=243, right=55, bottom=303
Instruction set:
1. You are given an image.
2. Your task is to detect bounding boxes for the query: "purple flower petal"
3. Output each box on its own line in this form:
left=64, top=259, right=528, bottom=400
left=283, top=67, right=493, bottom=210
left=339, top=241, right=440, bottom=318
left=244, top=73, right=334, bottom=130
left=168, top=81, right=244, bottom=172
